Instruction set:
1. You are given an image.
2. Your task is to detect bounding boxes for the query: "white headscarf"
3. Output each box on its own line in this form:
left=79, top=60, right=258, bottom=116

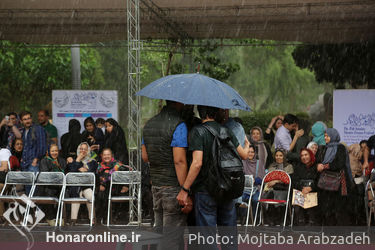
left=76, top=142, right=92, bottom=168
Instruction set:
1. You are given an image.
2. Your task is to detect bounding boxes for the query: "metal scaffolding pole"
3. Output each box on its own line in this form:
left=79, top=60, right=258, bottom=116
left=127, top=0, right=142, bottom=225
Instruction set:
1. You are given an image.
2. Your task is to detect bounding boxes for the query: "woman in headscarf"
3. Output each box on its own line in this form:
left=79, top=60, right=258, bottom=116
left=103, top=118, right=129, bottom=165
left=292, top=148, right=320, bottom=226
left=311, top=121, right=328, bottom=163
left=61, top=119, right=83, bottom=160
left=81, top=117, right=104, bottom=160
left=317, top=128, right=353, bottom=226
left=306, top=141, right=318, bottom=156
left=268, top=149, right=294, bottom=174
left=239, top=145, right=262, bottom=222
left=38, top=144, right=67, bottom=225
left=262, top=148, right=293, bottom=225
left=66, top=142, right=98, bottom=226
left=311, top=121, right=327, bottom=146
left=96, top=148, right=131, bottom=224
left=249, top=126, right=273, bottom=171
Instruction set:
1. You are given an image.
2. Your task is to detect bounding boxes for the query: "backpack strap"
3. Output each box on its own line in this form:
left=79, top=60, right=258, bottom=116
left=202, top=123, right=219, bottom=138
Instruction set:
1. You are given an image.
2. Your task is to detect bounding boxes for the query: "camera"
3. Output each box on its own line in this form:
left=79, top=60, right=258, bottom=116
left=5, top=116, right=9, bottom=121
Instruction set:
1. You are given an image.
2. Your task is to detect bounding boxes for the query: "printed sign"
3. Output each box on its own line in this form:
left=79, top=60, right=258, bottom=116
left=52, top=90, right=118, bottom=146
left=333, top=90, right=375, bottom=146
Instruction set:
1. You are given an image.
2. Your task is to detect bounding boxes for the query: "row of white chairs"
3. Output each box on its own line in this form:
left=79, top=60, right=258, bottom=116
left=0, top=171, right=141, bottom=229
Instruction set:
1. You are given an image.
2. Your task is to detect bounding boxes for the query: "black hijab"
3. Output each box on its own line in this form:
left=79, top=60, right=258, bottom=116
left=104, top=118, right=129, bottom=165
left=61, top=119, right=82, bottom=159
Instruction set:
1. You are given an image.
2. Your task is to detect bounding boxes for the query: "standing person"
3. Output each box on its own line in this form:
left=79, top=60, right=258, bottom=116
left=142, top=100, right=188, bottom=250
left=0, top=112, right=22, bottom=149
left=287, top=119, right=312, bottom=165
left=274, top=114, right=304, bottom=152
left=66, top=142, right=97, bottom=226
left=176, top=105, right=250, bottom=250
left=317, top=128, right=352, bottom=226
left=216, top=109, right=247, bottom=147
left=348, top=143, right=366, bottom=225
left=95, top=118, right=106, bottom=134
left=103, top=118, right=129, bottom=165
left=249, top=126, right=273, bottom=170
left=38, top=109, right=58, bottom=145
left=264, top=115, right=284, bottom=146
left=81, top=117, right=104, bottom=160
left=311, top=121, right=327, bottom=146
left=60, top=119, right=83, bottom=160
left=19, top=111, right=47, bottom=174
left=9, top=138, right=23, bottom=171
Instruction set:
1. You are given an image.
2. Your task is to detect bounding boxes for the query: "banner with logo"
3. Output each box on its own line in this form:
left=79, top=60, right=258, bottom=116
left=52, top=90, right=118, bottom=146
left=333, top=90, right=375, bottom=146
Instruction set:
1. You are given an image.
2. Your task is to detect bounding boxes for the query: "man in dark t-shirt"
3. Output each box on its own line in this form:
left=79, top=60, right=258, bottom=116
left=177, top=105, right=250, bottom=245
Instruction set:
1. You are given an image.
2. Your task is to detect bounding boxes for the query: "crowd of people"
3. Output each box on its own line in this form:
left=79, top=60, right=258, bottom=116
left=0, top=105, right=374, bottom=237
left=0, top=110, right=130, bottom=225
left=141, top=102, right=375, bottom=250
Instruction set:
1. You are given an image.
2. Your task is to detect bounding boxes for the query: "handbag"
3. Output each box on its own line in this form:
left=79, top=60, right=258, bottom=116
left=317, top=170, right=341, bottom=191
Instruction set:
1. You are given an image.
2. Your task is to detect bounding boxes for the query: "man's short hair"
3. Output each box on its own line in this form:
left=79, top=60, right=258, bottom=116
left=39, top=109, right=49, bottom=117
left=198, top=105, right=219, bottom=120
left=283, top=114, right=298, bottom=125
left=19, top=111, right=32, bottom=120
left=7, top=112, right=17, bottom=117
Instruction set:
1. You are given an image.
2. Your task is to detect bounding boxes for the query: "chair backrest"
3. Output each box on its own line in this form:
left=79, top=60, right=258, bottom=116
left=244, top=175, right=254, bottom=191
left=5, top=171, right=34, bottom=185
left=35, top=172, right=65, bottom=186
left=65, top=172, right=95, bottom=186
left=111, top=171, right=141, bottom=185
left=264, top=170, right=290, bottom=184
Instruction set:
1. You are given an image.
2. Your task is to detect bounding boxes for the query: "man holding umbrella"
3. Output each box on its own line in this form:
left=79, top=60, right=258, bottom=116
left=142, top=100, right=189, bottom=250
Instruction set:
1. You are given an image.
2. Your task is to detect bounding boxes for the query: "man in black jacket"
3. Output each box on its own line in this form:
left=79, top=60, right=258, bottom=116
left=142, top=100, right=189, bottom=250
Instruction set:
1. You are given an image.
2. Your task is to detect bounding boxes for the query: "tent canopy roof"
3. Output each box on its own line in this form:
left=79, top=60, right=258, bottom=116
left=0, top=0, right=374, bottom=44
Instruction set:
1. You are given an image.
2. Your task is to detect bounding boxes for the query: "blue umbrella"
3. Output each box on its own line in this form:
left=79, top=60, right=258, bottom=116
left=136, top=73, right=251, bottom=111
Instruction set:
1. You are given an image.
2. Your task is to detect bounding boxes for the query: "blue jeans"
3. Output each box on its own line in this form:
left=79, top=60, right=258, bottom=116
left=194, top=192, right=237, bottom=250
left=23, top=164, right=39, bottom=195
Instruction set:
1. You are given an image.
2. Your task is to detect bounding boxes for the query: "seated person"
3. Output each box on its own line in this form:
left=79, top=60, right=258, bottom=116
left=261, top=149, right=293, bottom=225
left=292, top=148, right=320, bottom=226
left=96, top=148, right=130, bottom=224
left=0, top=148, right=11, bottom=224
left=38, top=144, right=67, bottom=226
left=66, top=142, right=98, bottom=226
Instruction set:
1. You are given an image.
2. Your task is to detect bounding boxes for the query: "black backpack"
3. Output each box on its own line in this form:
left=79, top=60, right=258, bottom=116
left=202, top=123, right=245, bottom=203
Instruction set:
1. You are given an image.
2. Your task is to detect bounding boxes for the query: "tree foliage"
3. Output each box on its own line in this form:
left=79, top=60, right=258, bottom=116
left=0, top=41, right=104, bottom=115
left=292, top=43, right=375, bottom=89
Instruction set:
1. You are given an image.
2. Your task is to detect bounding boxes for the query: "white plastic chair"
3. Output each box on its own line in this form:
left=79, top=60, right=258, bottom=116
left=107, top=171, right=141, bottom=227
left=59, top=172, right=96, bottom=228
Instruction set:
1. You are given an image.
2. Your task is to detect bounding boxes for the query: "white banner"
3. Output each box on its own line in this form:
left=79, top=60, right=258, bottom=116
left=52, top=90, right=118, bottom=146
left=333, top=90, right=375, bottom=146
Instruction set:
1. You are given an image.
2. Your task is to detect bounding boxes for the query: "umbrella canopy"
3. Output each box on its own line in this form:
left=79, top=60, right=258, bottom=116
left=136, top=73, right=251, bottom=111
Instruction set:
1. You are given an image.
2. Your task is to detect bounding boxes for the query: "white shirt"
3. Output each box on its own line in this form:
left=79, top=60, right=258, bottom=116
left=274, top=125, right=292, bottom=151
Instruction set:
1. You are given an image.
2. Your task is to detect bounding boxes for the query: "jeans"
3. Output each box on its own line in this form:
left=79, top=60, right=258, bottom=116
left=23, top=164, right=39, bottom=195
left=194, top=192, right=237, bottom=250
left=152, top=186, right=186, bottom=250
